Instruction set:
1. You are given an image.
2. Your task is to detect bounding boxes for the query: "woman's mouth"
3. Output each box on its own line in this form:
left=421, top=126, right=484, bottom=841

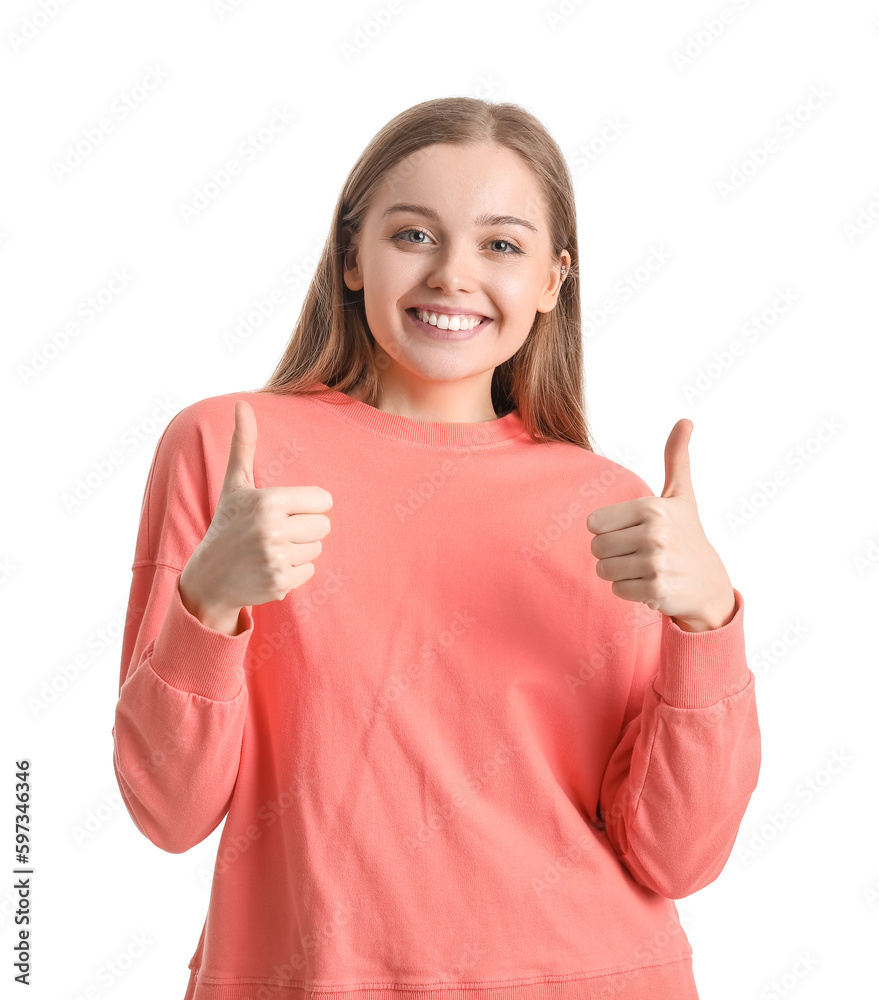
left=404, top=307, right=492, bottom=341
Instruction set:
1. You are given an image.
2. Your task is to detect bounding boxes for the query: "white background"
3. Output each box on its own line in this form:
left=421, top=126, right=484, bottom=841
left=3, top=0, right=879, bottom=997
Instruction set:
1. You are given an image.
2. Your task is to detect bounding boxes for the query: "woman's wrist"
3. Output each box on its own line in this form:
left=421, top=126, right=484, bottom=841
left=179, top=562, right=242, bottom=636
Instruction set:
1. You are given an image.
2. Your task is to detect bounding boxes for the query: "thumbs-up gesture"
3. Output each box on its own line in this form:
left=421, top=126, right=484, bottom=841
left=179, top=400, right=333, bottom=635
left=585, top=419, right=736, bottom=632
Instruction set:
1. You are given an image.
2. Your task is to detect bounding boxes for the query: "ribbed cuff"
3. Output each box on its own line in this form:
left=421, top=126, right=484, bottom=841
left=653, top=588, right=750, bottom=709
left=150, top=576, right=253, bottom=701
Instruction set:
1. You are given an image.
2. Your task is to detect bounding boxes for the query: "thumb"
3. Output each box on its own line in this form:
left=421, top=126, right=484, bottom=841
left=660, top=418, right=696, bottom=501
left=221, top=400, right=257, bottom=493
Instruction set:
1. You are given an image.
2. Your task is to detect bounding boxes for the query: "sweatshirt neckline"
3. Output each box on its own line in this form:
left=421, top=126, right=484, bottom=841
left=307, top=382, right=529, bottom=448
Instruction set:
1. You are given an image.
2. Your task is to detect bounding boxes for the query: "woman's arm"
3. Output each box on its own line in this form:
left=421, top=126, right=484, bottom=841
left=110, top=402, right=253, bottom=854
left=597, top=588, right=761, bottom=899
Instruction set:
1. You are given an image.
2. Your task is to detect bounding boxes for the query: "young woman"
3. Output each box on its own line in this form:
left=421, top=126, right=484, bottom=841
left=113, top=97, right=761, bottom=1000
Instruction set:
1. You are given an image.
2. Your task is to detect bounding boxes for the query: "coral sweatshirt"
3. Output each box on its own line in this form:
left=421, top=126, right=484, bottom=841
left=112, top=384, right=761, bottom=1000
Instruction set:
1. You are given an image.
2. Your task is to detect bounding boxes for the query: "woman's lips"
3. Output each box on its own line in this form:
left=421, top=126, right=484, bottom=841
left=404, top=307, right=492, bottom=341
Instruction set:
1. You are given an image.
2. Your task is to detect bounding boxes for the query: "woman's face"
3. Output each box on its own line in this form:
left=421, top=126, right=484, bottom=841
left=343, top=141, right=569, bottom=411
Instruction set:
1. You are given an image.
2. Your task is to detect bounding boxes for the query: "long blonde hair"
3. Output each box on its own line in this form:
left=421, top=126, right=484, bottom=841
left=259, top=96, right=595, bottom=451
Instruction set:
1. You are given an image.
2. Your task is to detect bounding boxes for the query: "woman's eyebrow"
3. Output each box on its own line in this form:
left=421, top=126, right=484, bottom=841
left=382, top=202, right=538, bottom=234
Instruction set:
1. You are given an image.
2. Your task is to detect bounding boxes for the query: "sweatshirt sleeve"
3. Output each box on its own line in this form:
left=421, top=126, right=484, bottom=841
left=111, top=401, right=254, bottom=855
left=597, top=587, right=761, bottom=899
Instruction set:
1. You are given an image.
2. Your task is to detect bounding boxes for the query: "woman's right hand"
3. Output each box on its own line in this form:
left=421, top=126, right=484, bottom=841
left=179, top=399, right=333, bottom=635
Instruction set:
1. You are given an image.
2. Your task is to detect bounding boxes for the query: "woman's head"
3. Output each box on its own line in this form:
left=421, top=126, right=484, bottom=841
left=261, top=97, right=594, bottom=450
left=341, top=140, right=570, bottom=422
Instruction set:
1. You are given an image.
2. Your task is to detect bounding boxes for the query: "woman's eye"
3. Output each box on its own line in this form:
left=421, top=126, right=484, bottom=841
left=391, top=229, right=523, bottom=255
left=394, top=229, right=431, bottom=245
left=489, top=239, right=522, bottom=255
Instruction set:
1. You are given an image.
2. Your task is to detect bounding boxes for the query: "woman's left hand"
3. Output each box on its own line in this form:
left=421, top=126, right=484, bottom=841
left=585, top=419, right=736, bottom=632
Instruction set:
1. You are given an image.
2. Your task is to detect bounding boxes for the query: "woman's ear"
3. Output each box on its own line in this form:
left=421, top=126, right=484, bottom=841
left=536, top=251, right=572, bottom=313
left=342, top=232, right=363, bottom=292
left=558, top=250, right=572, bottom=286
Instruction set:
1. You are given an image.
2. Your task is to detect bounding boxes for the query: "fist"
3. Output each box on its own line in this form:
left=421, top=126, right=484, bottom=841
left=180, top=400, right=334, bottom=621
left=586, top=419, right=735, bottom=631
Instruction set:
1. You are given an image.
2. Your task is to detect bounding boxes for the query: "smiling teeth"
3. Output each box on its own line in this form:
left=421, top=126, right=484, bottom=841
left=415, top=309, right=484, bottom=331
